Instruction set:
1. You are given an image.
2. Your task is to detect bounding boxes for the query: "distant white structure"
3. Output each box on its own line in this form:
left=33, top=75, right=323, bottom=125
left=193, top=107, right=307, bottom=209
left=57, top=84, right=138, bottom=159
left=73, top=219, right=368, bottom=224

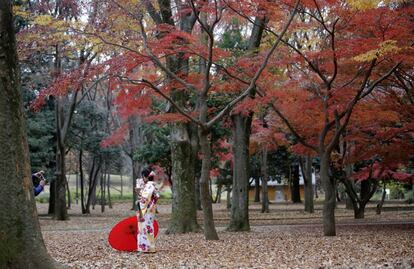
left=249, top=170, right=316, bottom=202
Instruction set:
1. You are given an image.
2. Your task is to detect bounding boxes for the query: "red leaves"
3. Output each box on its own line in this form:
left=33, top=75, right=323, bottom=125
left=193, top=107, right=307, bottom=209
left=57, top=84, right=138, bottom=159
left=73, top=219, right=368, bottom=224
left=115, top=92, right=152, bottom=119
left=31, top=63, right=98, bottom=111
left=352, top=162, right=414, bottom=182
left=232, top=98, right=259, bottom=115
left=215, top=139, right=233, bottom=162
left=101, top=123, right=129, bottom=148
left=343, top=90, right=414, bottom=170
left=143, top=113, right=192, bottom=124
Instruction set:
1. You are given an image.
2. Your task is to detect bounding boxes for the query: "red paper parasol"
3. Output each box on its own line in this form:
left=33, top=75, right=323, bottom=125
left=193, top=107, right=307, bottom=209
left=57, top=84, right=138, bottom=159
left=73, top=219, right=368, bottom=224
left=108, top=216, right=159, bottom=251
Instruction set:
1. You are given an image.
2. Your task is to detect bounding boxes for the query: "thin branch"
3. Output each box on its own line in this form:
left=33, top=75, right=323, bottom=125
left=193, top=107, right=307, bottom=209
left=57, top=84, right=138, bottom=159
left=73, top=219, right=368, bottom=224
left=214, top=63, right=265, bottom=97
left=142, top=0, right=163, bottom=24
left=120, top=77, right=204, bottom=127
left=223, top=0, right=330, bottom=85
left=137, top=15, right=199, bottom=94
left=326, top=61, right=400, bottom=153
left=206, top=0, right=302, bottom=128
left=77, top=75, right=109, bottom=105
left=359, top=62, right=401, bottom=100
left=269, top=102, right=318, bottom=151
left=327, top=19, right=339, bottom=89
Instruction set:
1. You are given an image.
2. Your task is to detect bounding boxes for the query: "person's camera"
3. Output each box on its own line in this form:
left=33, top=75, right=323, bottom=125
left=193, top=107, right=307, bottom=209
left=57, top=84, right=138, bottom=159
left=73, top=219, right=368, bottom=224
left=32, top=171, right=47, bottom=186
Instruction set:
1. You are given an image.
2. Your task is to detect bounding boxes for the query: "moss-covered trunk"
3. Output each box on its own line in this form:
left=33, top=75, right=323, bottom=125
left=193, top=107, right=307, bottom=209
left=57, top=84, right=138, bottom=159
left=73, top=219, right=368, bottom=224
left=303, top=156, right=314, bottom=213
left=228, top=113, right=251, bottom=231
left=261, top=149, right=269, bottom=213
left=291, top=163, right=301, bottom=203
left=167, top=124, right=200, bottom=234
left=320, top=153, right=336, bottom=236
left=0, top=2, right=58, bottom=267
left=198, top=127, right=219, bottom=240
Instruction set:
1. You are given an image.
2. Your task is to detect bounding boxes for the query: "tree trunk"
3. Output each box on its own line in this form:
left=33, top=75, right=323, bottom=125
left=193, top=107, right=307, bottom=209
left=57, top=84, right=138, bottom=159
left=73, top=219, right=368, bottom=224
left=412, top=179, right=414, bottom=202
left=226, top=186, right=232, bottom=209
left=228, top=114, right=252, bottom=231
left=320, top=153, right=336, bottom=236
left=131, top=159, right=140, bottom=210
left=209, top=176, right=213, bottom=201
left=166, top=124, right=200, bottom=234
left=107, top=173, right=112, bottom=209
left=354, top=205, right=365, bottom=219
left=127, top=116, right=144, bottom=210
left=198, top=127, right=219, bottom=240
left=254, top=177, right=260, bottom=202
left=227, top=13, right=266, bottom=230
left=140, top=0, right=199, bottom=233
left=52, top=39, right=75, bottom=220
left=195, top=176, right=202, bottom=210
left=353, top=179, right=377, bottom=219
left=344, top=165, right=354, bottom=210
left=336, top=186, right=341, bottom=203
left=100, top=168, right=106, bottom=213
left=345, top=192, right=354, bottom=210
left=79, top=149, right=86, bottom=214
left=48, top=180, right=55, bottom=214
left=214, top=184, right=222, bottom=203
left=301, top=156, right=314, bottom=213
left=261, top=149, right=269, bottom=213
left=291, top=163, right=301, bottom=203
left=85, top=157, right=101, bottom=214
left=376, top=181, right=387, bottom=214
left=90, top=159, right=98, bottom=210
left=353, top=179, right=370, bottom=219
left=75, top=169, right=79, bottom=205
left=0, top=2, right=57, bottom=266
left=54, top=138, right=68, bottom=220
left=66, top=176, right=71, bottom=209
left=342, top=178, right=364, bottom=219
left=120, top=174, right=123, bottom=199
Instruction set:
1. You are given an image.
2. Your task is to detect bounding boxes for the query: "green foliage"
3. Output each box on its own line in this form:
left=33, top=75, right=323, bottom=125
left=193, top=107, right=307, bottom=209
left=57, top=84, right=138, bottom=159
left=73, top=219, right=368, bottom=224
left=68, top=100, right=123, bottom=174
left=218, top=19, right=247, bottom=50
left=27, top=109, right=55, bottom=172
left=388, top=182, right=406, bottom=199
left=219, top=29, right=245, bottom=50
left=24, top=87, right=56, bottom=181
left=250, top=146, right=294, bottom=182
left=404, top=190, right=413, bottom=204
left=216, top=161, right=232, bottom=187
left=134, top=124, right=171, bottom=172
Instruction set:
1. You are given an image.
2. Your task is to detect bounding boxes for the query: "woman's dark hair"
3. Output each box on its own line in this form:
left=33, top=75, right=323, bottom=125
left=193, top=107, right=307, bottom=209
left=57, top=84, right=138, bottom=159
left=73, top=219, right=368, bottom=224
left=141, top=168, right=151, bottom=178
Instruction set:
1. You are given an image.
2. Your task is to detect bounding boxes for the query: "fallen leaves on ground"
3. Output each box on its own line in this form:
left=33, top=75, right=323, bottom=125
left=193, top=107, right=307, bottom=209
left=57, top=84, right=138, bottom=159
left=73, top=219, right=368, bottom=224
left=38, top=202, right=414, bottom=268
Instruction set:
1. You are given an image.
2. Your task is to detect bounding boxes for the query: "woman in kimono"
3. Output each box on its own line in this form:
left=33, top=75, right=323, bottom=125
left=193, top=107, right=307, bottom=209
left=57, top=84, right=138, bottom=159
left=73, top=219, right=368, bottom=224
left=136, top=168, right=159, bottom=253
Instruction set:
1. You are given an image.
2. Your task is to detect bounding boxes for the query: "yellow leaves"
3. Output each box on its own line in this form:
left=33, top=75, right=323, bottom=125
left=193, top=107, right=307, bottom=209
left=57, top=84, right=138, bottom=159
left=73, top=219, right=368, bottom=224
left=111, top=14, right=141, bottom=33
left=33, top=15, right=54, bottom=26
left=347, top=0, right=381, bottom=10
left=53, top=20, right=70, bottom=31
left=32, top=14, right=70, bottom=32
left=353, top=40, right=400, bottom=62
left=346, top=0, right=404, bottom=10
left=85, top=36, right=104, bottom=47
left=353, top=49, right=379, bottom=62
left=13, top=6, right=30, bottom=19
left=129, top=0, right=141, bottom=4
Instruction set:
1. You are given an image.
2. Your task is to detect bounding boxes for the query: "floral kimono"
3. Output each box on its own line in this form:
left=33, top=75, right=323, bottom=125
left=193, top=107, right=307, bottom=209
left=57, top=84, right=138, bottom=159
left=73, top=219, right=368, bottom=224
left=137, top=181, right=159, bottom=253
left=135, top=178, right=145, bottom=196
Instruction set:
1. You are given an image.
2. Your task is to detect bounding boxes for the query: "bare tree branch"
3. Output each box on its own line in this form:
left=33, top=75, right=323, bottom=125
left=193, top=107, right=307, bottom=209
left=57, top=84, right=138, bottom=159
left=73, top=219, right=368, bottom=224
left=206, top=0, right=302, bottom=128
left=119, top=77, right=204, bottom=127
